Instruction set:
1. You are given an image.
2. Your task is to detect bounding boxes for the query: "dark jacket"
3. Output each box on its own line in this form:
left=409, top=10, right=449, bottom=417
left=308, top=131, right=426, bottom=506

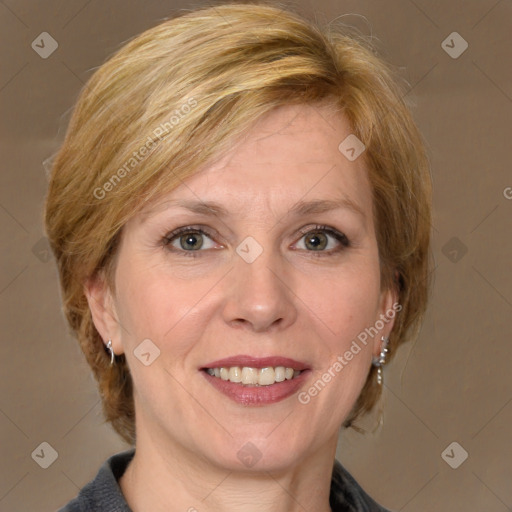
left=58, top=449, right=392, bottom=512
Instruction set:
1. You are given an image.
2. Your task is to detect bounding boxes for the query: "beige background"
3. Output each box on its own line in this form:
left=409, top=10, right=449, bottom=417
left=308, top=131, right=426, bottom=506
left=1, top=0, right=511, bottom=511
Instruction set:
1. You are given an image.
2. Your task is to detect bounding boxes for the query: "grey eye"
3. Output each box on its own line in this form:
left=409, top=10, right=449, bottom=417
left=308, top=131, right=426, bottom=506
left=303, top=231, right=328, bottom=250
left=177, top=232, right=204, bottom=251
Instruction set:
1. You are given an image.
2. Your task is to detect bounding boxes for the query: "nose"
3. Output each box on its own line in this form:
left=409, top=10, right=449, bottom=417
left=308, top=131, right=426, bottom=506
left=221, top=244, right=298, bottom=333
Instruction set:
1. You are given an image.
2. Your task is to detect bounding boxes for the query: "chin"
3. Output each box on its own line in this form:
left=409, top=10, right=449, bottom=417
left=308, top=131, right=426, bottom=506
left=200, top=433, right=310, bottom=474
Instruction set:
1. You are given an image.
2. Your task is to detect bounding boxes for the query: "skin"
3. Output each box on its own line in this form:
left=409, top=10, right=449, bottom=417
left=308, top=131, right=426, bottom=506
left=86, top=103, right=397, bottom=512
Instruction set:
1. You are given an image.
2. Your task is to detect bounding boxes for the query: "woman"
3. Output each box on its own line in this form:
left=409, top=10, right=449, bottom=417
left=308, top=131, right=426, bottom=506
left=46, top=3, right=432, bottom=511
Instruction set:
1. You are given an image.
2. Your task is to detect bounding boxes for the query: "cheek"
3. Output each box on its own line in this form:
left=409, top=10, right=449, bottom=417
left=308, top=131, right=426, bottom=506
left=305, top=269, right=381, bottom=403
left=299, top=256, right=382, bottom=346
left=116, top=274, right=166, bottom=337
left=113, top=256, right=216, bottom=351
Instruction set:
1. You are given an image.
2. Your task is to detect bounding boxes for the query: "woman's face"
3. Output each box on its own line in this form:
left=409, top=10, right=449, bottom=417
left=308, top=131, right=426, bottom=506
left=89, top=103, right=396, bottom=471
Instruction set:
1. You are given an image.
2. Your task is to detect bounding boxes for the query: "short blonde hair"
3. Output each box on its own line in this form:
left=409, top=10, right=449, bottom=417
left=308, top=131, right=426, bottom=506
left=45, top=2, right=432, bottom=444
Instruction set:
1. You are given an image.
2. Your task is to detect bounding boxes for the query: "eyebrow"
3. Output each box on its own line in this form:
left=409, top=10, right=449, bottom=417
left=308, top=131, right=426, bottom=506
left=140, top=199, right=227, bottom=221
left=142, top=197, right=365, bottom=221
left=287, top=198, right=365, bottom=218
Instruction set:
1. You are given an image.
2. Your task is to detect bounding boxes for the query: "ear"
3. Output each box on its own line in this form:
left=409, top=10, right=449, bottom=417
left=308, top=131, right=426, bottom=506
left=84, top=273, right=124, bottom=356
left=372, top=285, right=400, bottom=359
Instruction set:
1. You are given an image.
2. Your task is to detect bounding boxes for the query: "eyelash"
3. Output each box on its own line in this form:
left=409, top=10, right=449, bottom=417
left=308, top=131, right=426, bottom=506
left=162, top=226, right=218, bottom=258
left=296, top=225, right=350, bottom=254
left=162, top=224, right=350, bottom=258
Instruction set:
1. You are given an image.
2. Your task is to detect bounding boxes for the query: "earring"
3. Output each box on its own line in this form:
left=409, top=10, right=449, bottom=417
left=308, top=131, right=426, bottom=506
left=106, top=339, right=115, bottom=366
left=372, top=336, right=389, bottom=385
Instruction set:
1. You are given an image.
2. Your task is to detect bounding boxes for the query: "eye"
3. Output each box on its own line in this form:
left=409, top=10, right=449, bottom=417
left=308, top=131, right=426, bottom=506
left=294, top=225, right=350, bottom=254
left=163, top=226, right=220, bottom=255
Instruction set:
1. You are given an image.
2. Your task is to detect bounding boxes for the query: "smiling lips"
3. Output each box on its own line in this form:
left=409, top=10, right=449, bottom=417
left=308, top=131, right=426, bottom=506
left=201, top=355, right=310, bottom=405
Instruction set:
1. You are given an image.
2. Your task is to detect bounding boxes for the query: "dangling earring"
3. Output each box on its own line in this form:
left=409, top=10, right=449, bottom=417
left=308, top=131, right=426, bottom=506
left=106, top=339, right=115, bottom=366
left=351, top=336, right=390, bottom=435
left=372, top=336, right=389, bottom=385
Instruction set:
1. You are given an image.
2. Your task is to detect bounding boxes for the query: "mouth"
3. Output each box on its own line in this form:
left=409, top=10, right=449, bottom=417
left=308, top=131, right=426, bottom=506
left=200, top=355, right=310, bottom=405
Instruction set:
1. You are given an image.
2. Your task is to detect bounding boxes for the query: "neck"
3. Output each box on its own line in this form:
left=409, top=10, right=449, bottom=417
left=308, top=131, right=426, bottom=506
left=119, top=425, right=337, bottom=512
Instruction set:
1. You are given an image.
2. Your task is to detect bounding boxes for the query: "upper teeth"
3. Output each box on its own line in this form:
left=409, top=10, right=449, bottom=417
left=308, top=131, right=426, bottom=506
left=206, top=366, right=301, bottom=386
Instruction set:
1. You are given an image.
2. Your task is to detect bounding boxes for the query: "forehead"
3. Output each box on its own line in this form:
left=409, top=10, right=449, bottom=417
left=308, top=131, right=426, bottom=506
left=141, top=103, right=373, bottom=224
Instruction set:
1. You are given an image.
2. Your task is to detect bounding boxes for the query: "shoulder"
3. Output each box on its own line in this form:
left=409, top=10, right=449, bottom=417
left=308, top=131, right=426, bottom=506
left=56, top=449, right=135, bottom=512
left=330, top=458, right=395, bottom=512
